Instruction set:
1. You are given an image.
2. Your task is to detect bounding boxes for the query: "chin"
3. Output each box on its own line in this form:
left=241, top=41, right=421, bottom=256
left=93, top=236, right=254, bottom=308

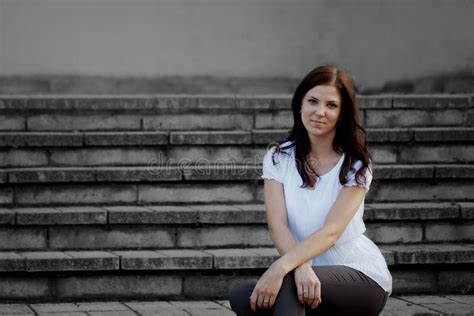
left=308, top=130, right=325, bottom=136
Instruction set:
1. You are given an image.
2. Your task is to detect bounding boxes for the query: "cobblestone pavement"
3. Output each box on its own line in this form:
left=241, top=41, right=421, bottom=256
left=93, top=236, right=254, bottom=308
left=0, top=296, right=473, bottom=315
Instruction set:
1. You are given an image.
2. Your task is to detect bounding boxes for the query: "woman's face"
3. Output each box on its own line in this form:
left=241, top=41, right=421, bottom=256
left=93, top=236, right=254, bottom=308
left=300, top=84, right=342, bottom=138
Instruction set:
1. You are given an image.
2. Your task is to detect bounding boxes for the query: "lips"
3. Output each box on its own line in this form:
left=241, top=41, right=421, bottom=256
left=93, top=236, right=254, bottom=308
left=310, top=120, right=325, bottom=124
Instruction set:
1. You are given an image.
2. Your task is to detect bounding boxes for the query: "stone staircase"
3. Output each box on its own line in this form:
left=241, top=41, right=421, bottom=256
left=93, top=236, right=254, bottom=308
left=0, top=94, right=473, bottom=305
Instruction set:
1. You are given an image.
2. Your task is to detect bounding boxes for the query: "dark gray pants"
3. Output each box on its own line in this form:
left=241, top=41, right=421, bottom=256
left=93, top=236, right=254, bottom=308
left=229, top=265, right=389, bottom=316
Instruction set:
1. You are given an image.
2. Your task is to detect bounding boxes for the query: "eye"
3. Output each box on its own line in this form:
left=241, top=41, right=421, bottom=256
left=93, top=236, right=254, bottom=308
left=328, top=103, right=337, bottom=108
left=308, top=99, right=317, bottom=104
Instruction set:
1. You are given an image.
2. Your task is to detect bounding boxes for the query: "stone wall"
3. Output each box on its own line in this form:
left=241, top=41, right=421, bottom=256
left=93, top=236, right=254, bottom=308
left=0, top=0, right=473, bottom=90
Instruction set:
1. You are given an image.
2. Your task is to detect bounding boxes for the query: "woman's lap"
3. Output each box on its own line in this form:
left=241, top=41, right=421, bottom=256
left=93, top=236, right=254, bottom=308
left=307, top=265, right=387, bottom=315
left=229, top=265, right=388, bottom=316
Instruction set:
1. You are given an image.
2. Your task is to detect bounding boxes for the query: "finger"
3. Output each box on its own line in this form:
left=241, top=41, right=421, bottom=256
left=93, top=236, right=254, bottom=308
left=250, top=291, right=257, bottom=312
left=265, top=297, right=272, bottom=309
left=262, top=295, right=270, bottom=309
left=312, top=284, right=322, bottom=309
left=310, top=287, right=319, bottom=309
left=303, top=286, right=309, bottom=305
left=311, top=296, right=321, bottom=309
left=297, top=283, right=304, bottom=304
left=301, top=285, right=306, bottom=304
left=308, top=284, right=315, bottom=307
left=257, top=292, right=265, bottom=310
left=269, top=293, right=277, bottom=308
left=317, top=281, right=322, bottom=303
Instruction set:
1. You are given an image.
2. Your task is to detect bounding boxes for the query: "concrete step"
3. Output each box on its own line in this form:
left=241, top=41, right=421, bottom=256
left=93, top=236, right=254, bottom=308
left=0, top=244, right=473, bottom=301
left=0, top=75, right=301, bottom=95
left=0, top=128, right=473, bottom=167
left=1, top=164, right=473, bottom=183
left=2, top=144, right=473, bottom=168
left=1, top=244, right=473, bottom=272
left=1, top=296, right=474, bottom=315
left=0, top=128, right=472, bottom=146
left=1, top=180, right=473, bottom=206
left=1, top=180, right=473, bottom=207
left=0, top=203, right=472, bottom=250
left=0, top=164, right=472, bottom=206
left=1, top=95, right=473, bottom=131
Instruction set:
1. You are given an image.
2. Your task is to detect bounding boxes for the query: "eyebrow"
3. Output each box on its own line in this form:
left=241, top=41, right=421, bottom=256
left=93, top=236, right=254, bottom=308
left=307, top=96, right=339, bottom=104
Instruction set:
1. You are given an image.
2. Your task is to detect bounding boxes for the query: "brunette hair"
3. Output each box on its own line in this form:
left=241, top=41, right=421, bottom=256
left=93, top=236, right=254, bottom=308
left=269, top=65, right=375, bottom=189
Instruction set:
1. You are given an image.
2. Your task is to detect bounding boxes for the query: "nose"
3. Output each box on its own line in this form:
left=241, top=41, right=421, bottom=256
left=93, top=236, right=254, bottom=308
left=314, top=104, right=325, bottom=116
left=315, top=108, right=325, bottom=117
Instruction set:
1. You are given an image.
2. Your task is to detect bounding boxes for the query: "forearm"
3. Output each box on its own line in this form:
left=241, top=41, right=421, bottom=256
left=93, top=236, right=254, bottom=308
left=278, top=227, right=337, bottom=275
left=269, top=226, right=298, bottom=256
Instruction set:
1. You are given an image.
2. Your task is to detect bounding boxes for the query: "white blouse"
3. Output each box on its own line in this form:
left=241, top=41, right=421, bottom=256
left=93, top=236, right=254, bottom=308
left=261, top=141, right=393, bottom=295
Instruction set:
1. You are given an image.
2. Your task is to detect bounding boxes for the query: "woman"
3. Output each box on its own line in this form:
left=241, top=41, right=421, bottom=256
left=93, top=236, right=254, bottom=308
left=229, top=65, right=392, bottom=315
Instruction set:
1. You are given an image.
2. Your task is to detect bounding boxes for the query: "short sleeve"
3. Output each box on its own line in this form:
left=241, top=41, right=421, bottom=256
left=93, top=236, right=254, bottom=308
left=261, top=148, right=286, bottom=183
left=344, top=160, right=373, bottom=192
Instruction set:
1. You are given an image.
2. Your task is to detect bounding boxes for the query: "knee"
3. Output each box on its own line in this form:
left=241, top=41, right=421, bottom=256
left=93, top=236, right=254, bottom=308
left=280, top=270, right=296, bottom=291
left=228, top=280, right=255, bottom=313
left=274, top=271, right=299, bottom=302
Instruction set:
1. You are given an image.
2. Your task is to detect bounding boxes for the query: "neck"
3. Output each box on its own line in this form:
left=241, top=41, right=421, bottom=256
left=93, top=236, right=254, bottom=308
left=307, top=131, right=337, bottom=159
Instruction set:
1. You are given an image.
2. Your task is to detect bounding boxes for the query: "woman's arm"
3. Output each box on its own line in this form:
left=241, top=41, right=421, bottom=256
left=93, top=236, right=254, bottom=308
left=263, top=179, right=298, bottom=255
left=263, top=178, right=322, bottom=309
left=276, top=186, right=367, bottom=275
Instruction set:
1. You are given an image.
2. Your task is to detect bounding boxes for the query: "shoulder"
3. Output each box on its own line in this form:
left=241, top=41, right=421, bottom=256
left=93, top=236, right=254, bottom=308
left=344, top=157, right=373, bottom=190
left=261, top=140, right=295, bottom=183
left=265, top=140, right=295, bottom=162
left=350, top=159, right=364, bottom=171
left=349, top=159, right=373, bottom=173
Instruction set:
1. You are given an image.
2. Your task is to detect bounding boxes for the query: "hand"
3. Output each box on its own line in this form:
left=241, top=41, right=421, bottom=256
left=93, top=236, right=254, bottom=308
left=294, top=263, right=322, bottom=309
left=250, top=261, right=286, bottom=312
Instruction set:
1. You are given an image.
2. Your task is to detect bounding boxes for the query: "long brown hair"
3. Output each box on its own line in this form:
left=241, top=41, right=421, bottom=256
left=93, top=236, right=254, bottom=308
left=269, top=65, right=375, bottom=189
